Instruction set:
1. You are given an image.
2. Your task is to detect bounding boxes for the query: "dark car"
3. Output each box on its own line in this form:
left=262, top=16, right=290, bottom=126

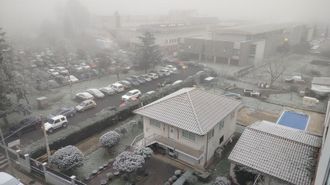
left=50, top=107, right=77, bottom=118
left=136, top=77, right=146, bottom=84
left=126, top=77, right=140, bottom=86
left=5, top=116, right=42, bottom=140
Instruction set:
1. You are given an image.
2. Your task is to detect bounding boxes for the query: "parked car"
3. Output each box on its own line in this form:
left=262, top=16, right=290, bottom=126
left=0, top=172, right=24, bottom=185
left=224, top=93, right=242, bottom=100
left=6, top=116, right=42, bottom=139
left=76, top=92, right=94, bottom=100
left=111, top=83, right=125, bottom=92
left=141, top=74, right=152, bottom=82
left=44, top=115, right=68, bottom=133
left=49, top=107, right=76, bottom=118
left=148, top=73, right=159, bottom=79
left=126, top=77, right=140, bottom=86
left=158, top=69, right=171, bottom=77
left=136, top=76, right=146, bottom=84
left=122, top=89, right=142, bottom=101
left=56, top=66, right=69, bottom=75
left=166, top=65, right=178, bottom=73
left=243, top=89, right=261, bottom=97
left=75, top=99, right=97, bottom=112
left=86, top=88, right=105, bottom=98
left=172, top=80, right=183, bottom=85
left=99, top=87, right=116, bottom=95
left=118, top=80, right=132, bottom=89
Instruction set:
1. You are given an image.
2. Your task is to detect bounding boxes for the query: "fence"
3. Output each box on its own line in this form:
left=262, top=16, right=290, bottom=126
left=0, top=142, right=86, bottom=185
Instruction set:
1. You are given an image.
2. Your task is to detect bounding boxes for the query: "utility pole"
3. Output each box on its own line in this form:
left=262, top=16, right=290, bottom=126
left=0, top=128, right=14, bottom=175
left=42, top=126, right=51, bottom=159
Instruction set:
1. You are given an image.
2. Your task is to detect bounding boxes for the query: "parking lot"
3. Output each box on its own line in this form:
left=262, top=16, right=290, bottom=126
left=9, top=66, right=201, bottom=148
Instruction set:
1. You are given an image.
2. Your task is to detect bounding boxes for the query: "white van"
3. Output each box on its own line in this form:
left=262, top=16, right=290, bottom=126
left=0, top=172, right=24, bottom=185
left=111, top=83, right=125, bottom=92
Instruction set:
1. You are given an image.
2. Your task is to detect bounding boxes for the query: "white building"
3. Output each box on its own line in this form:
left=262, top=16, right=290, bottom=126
left=134, top=87, right=241, bottom=169
left=314, top=101, right=330, bottom=185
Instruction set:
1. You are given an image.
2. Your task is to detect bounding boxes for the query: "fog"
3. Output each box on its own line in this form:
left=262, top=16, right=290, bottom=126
left=1, top=0, right=329, bottom=38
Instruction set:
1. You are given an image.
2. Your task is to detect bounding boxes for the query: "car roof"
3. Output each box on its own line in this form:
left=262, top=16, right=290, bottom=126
left=129, top=89, right=140, bottom=93
left=50, top=115, right=65, bottom=120
left=82, top=99, right=94, bottom=103
left=0, top=172, right=20, bottom=184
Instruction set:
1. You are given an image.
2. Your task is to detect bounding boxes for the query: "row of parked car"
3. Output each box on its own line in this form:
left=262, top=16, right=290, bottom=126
left=5, top=65, right=180, bottom=137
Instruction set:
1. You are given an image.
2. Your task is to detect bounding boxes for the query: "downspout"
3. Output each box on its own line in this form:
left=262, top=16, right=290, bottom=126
left=204, top=134, right=209, bottom=168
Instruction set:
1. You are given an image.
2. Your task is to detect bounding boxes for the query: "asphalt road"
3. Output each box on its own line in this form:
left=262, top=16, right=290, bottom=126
left=17, top=67, right=201, bottom=147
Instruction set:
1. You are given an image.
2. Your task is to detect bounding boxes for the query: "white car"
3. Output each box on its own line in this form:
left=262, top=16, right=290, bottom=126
left=86, top=88, right=105, bottom=98
left=166, top=65, right=178, bottom=72
left=148, top=73, right=159, bottom=79
left=44, top=115, right=68, bottom=133
left=111, top=83, right=125, bottom=92
left=56, top=66, right=69, bottom=75
left=75, top=99, right=97, bottom=112
left=0, top=172, right=24, bottom=185
left=99, top=87, right=116, bottom=95
left=122, top=89, right=142, bottom=101
left=159, top=69, right=171, bottom=77
left=76, top=92, right=94, bottom=100
left=172, top=80, right=183, bottom=85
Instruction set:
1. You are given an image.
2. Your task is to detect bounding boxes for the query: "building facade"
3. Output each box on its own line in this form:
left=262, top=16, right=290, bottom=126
left=134, top=88, right=241, bottom=169
left=181, top=23, right=312, bottom=66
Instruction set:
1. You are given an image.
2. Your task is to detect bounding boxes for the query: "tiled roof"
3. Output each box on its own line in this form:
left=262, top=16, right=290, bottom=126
left=134, top=88, right=241, bottom=135
left=229, top=121, right=321, bottom=185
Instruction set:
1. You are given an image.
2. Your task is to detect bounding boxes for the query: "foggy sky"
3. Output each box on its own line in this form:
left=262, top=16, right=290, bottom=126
left=0, top=0, right=329, bottom=38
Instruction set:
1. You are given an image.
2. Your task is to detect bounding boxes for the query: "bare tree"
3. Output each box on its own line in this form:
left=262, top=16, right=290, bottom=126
left=267, top=58, right=286, bottom=87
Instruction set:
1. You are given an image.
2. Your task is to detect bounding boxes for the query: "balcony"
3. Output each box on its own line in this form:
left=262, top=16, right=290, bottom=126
left=144, top=134, right=204, bottom=159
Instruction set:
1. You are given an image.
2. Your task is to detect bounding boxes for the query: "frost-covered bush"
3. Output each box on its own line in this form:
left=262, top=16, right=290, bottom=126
left=99, top=131, right=120, bottom=148
left=113, top=151, right=145, bottom=173
left=133, top=147, right=153, bottom=158
left=212, top=176, right=230, bottom=185
left=49, top=145, right=84, bottom=170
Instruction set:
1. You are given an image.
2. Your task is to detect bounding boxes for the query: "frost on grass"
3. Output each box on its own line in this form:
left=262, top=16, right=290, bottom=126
left=99, top=131, right=121, bottom=148
left=112, top=151, right=145, bottom=173
left=133, top=147, right=153, bottom=158
left=212, top=176, right=230, bottom=185
left=49, top=145, right=84, bottom=170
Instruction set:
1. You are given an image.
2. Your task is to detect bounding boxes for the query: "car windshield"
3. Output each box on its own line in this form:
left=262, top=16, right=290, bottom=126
left=47, top=118, right=55, bottom=124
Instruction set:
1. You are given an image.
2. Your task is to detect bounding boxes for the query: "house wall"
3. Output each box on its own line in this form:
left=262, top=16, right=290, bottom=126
left=143, top=117, right=205, bottom=151
left=205, top=109, right=237, bottom=166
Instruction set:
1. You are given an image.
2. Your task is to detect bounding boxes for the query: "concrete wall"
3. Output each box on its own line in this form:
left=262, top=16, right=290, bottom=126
left=314, top=101, right=330, bottom=185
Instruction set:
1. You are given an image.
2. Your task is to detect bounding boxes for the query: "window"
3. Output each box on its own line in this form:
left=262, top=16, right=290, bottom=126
left=219, top=120, right=224, bottom=130
left=207, top=129, right=214, bottom=139
left=219, top=136, right=224, bottom=144
left=182, top=130, right=195, bottom=141
left=150, top=120, right=161, bottom=128
left=55, top=119, right=60, bottom=124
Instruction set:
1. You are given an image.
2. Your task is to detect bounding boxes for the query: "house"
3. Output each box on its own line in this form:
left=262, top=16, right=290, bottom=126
left=134, top=87, right=241, bottom=169
left=228, top=120, right=321, bottom=185
left=314, top=101, right=330, bottom=185
left=311, top=77, right=330, bottom=96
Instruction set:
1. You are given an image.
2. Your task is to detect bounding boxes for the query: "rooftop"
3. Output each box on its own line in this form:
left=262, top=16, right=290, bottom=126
left=229, top=120, right=321, bottom=185
left=217, top=23, right=290, bottom=35
left=134, top=87, right=241, bottom=135
left=312, top=77, right=330, bottom=86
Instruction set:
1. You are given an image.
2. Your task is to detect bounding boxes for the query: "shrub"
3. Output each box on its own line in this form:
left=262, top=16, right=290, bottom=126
left=133, top=147, right=153, bottom=158
left=99, top=131, right=121, bottom=148
left=49, top=145, right=83, bottom=170
left=212, top=176, right=230, bottom=185
left=113, top=151, right=145, bottom=173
